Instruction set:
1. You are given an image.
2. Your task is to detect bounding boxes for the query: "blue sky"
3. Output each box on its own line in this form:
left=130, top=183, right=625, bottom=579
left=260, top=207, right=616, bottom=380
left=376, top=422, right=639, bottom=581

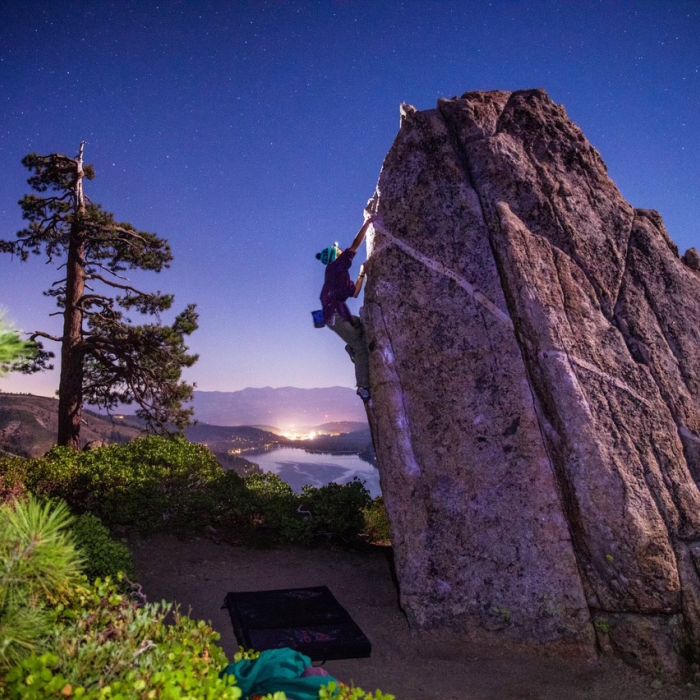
left=1, top=0, right=698, bottom=396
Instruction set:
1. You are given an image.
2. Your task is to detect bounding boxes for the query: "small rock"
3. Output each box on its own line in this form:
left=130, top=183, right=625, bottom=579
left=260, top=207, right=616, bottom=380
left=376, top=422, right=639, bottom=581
left=82, top=439, right=108, bottom=451
left=683, top=247, right=700, bottom=271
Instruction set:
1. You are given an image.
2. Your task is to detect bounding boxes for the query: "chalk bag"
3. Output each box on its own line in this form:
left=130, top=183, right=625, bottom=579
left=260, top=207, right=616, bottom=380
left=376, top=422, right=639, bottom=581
left=311, top=309, right=325, bottom=328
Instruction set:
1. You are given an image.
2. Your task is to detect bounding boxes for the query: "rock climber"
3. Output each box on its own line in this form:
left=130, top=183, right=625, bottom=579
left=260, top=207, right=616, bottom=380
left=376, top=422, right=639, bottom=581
left=316, top=217, right=374, bottom=402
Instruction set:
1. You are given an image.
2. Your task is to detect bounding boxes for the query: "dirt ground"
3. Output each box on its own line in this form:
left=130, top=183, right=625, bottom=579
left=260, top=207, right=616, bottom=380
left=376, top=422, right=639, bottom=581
left=130, top=534, right=700, bottom=700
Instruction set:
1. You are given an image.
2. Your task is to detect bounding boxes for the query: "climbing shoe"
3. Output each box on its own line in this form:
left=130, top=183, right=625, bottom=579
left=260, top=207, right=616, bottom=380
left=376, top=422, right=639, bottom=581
left=357, top=386, right=371, bottom=402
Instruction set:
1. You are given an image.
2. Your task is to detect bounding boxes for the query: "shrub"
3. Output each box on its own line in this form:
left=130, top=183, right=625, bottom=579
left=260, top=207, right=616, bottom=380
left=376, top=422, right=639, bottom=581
left=19, top=436, right=224, bottom=533
left=0, top=456, right=27, bottom=502
left=300, top=480, right=372, bottom=544
left=362, top=497, right=392, bottom=544
left=71, top=513, right=135, bottom=581
left=0, top=493, right=396, bottom=699
left=242, top=472, right=308, bottom=543
left=320, top=682, right=395, bottom=699
left=1, top=497, right=241, bottom=698
left=4, top=577, right=243, bottom=699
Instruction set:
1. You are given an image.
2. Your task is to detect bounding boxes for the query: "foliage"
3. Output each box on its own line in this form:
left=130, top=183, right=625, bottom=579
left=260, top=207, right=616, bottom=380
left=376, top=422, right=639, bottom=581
left=4, top=576, right=243, bottom=699
left=1, top=497, right=240, bottom=698
left=0, top=496, right=84, bottom=671
left=0, top=146, right=198, bottom=445
left=0, top=476, right=396, bottom=699
left=0, top=314, right=49, bottom=376
left=319, top=681, right=396, bottom=700
left=0, top=436, right=381, bottom=546
left=362, top=497, right=391, bottom=544
left=300, top=480, right=373, bottom=544
left=0, top=456, right=27, bottom=501
left=232, top=647, right=262, bottom=662
left=241, top=472, right=308, bottom=543
left=19, top=435, right=224, bottom=533
left=71, top=513, right=135, bottom=581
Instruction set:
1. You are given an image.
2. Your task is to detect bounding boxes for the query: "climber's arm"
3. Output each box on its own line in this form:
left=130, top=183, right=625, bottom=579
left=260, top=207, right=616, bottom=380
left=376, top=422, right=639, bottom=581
left=348, top=218, right=374, bottom=254
left=353, top=264, right=366, bottom=298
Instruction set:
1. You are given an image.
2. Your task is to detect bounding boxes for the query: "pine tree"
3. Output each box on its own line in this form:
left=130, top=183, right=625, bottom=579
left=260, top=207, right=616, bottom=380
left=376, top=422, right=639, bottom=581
left=0, top=143, right=198, bottom=448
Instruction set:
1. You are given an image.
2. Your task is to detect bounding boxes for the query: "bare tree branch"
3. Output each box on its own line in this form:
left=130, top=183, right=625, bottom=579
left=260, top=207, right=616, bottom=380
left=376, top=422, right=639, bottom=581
left=29, top=330, right=63, bottom=342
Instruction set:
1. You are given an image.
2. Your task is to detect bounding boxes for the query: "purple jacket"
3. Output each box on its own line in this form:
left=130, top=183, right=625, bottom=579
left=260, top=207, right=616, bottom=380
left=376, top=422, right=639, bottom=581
left=320, top=249, right=356, bottom=324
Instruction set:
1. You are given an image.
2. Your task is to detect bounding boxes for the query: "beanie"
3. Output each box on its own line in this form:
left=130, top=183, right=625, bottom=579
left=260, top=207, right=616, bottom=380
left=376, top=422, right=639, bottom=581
left=316, top=243, right=341, bottom=265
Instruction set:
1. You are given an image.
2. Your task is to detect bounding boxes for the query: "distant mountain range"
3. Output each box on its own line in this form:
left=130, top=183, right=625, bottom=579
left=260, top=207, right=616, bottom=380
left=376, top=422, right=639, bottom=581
left=190, top=387, right=368, bottom=427
left=0, top=391, right=373, bottom=465
left=0, top=392, right=285, bottom=459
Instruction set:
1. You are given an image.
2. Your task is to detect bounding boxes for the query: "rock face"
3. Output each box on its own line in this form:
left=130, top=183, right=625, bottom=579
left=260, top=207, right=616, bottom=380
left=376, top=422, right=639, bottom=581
left=362, top=89, right=700, bottom=676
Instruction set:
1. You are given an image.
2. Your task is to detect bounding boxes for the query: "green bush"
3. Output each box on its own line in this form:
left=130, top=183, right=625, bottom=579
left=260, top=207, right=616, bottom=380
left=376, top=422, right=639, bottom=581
left=320, top=682, right=395, bottom=700
left=362, top=497, right=392, bottom=544
left=71, top=513, right=135, bottom=581
left=242, top=472, right=308, bottom=543
left=0, top=456, right=27, bottom=502
left=0, top=496, right=242, bottom=698
left=4, top=577, right=242, bottom=699
left=17, top=436, right=224, bottom=533
left=300, top=480, right=372, bottom=544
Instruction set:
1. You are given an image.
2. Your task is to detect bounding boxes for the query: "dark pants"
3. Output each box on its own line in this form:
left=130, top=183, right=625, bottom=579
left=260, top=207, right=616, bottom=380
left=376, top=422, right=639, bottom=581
left=328, top=314, right=370, bottom=389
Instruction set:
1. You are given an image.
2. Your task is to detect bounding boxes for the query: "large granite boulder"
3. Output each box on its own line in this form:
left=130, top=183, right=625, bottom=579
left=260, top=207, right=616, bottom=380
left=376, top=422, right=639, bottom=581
left=362, top=89, right=700, bottom=676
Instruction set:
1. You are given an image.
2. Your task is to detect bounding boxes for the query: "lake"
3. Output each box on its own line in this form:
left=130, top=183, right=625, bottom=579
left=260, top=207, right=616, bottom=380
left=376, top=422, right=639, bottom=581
left=245, top=446, right=381, bottom=498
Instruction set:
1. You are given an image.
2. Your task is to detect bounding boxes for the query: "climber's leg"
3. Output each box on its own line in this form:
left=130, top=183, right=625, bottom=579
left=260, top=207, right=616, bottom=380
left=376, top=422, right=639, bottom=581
left=328, top=314, right=370, bottom=391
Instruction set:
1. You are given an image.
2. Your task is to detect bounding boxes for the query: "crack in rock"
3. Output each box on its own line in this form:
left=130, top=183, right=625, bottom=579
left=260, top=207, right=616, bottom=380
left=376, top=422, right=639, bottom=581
left=370, top=220, right=513, bottom=327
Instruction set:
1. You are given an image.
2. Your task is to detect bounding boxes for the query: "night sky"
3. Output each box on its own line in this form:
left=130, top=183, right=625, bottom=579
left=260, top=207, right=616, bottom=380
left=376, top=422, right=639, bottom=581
left=1, top=1, right=698, bottom=397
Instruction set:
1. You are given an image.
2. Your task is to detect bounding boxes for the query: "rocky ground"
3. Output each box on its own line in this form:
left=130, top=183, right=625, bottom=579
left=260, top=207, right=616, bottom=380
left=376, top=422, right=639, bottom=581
left=130, top=534, right=700, bottom=700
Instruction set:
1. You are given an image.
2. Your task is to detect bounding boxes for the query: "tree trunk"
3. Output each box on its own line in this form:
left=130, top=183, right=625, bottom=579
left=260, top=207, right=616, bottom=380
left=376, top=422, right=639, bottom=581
left=57, top=143, right=86, bottom=449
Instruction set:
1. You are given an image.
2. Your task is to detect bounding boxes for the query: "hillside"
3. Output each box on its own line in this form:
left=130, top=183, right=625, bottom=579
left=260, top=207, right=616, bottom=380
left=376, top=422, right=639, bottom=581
left=0, top=393, right=142, bottom=457
left=0, top=392, right=374, bottom=466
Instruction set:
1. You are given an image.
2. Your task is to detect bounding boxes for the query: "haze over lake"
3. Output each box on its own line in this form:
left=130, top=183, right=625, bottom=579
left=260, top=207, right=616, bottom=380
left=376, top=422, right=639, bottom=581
left=246, top=446, right=381, bottom=498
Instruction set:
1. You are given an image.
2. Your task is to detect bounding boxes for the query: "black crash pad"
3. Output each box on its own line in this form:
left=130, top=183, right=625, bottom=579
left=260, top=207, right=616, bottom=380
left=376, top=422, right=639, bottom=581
left=223, top=586, right=371, bottom=661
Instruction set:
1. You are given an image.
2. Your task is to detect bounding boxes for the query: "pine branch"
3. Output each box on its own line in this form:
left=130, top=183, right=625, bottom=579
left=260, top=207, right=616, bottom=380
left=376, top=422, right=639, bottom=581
left=29, top=331, right=63, bottom=343
left=79, top=294, right=112, bottom=306
left=86, top=261, right=129, bottom=280
left=86, top=272, right=147, bottom=295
